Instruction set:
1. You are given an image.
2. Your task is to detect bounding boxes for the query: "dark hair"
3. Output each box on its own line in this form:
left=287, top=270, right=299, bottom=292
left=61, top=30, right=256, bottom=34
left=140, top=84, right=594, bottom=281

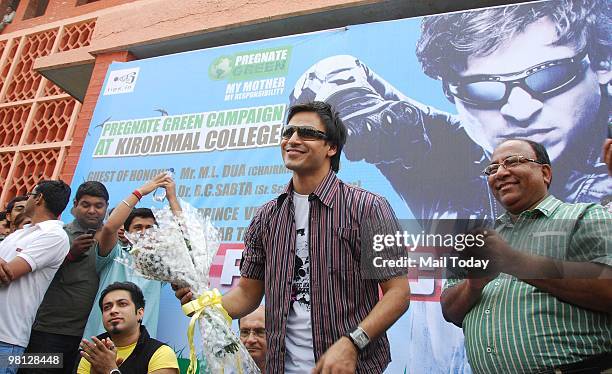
left=124, top=208, right=157, bottom=231
left=6, top=196, right=27, bottom=213
left=0, top=211, right=6, bottom=221
left=36, top=180, right=71, bottom=216
left=286, top=101, right=347, bottom=173
left=416, top=0, right=611, bottom=80
left=75, top=181, right=109, bottom=203
left=99, top=281, right=146, bottom=312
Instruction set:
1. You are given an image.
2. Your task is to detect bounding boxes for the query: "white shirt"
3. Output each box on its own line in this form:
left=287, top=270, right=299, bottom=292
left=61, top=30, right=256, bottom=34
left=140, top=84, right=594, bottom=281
left=0, top=220, right=69, bottom=347
left=285, top=192, right=315, bottom=373
left=2, top=11, right=14, bottom=24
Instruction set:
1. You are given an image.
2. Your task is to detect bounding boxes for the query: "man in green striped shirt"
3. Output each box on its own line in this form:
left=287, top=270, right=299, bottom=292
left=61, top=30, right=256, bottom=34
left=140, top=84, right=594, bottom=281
left=441, top=139, right=611, bottom=373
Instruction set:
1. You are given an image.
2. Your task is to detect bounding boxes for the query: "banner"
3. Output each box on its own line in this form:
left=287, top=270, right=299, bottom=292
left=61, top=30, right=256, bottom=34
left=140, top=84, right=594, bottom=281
left=70, top=0, right=610, bottom=372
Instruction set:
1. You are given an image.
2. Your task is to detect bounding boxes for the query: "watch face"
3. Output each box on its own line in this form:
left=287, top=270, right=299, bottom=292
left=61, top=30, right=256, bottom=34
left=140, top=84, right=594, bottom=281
left=351, top=328, right=369, bottom=349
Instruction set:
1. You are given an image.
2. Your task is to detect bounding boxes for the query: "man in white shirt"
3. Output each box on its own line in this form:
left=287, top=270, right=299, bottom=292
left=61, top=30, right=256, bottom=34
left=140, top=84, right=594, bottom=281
left=0, top=180, right=71, bottom=374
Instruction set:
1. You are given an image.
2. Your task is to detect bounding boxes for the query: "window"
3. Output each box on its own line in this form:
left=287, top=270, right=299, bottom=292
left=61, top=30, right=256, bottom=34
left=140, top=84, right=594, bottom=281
left=23, top=0, right=48, bottom=19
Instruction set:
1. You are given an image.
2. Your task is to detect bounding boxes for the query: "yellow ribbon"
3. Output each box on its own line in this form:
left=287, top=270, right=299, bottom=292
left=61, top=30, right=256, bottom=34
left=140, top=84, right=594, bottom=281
left=182, top=289, right=231, bottom=374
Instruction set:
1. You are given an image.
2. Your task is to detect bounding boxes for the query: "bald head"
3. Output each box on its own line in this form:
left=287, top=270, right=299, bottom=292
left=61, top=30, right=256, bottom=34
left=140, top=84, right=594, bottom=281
left=239, top=305, right=266, bottom=371
left=239, top=305, right=265, bottom=329
left=487, top=139, right=552, bottom=214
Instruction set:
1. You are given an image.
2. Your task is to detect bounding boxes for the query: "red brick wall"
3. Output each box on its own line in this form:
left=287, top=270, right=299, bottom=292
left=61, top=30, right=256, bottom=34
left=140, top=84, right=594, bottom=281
left=59, top=50, right=134, bottom=184
left=3, top=0, right=136, bottom=33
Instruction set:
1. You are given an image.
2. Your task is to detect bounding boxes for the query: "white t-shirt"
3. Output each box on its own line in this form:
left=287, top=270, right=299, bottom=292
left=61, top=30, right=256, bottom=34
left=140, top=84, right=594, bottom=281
left=0, top=220, right=69, bottom=347
left=285, top=192, right=315, bottom=373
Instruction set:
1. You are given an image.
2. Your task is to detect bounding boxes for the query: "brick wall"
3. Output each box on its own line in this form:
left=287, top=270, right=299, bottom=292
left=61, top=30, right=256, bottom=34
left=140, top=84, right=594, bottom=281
left=3, top=0, right=136, bottom=33
left=59, top=50, right=134, bottom=184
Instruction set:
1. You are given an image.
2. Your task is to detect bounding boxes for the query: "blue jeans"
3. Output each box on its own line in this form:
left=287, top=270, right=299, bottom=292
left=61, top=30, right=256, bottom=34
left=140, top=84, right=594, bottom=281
left=0, top=341, right=25, bottom=374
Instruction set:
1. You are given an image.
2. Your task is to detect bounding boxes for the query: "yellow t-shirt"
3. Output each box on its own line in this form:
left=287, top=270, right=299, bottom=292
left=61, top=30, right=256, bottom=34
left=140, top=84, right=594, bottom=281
left=77, top=341, right=179, bottom=373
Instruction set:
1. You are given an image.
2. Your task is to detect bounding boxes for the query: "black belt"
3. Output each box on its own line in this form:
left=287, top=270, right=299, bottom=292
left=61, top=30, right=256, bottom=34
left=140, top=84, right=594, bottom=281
left=535, top=353, right=612, bottom=374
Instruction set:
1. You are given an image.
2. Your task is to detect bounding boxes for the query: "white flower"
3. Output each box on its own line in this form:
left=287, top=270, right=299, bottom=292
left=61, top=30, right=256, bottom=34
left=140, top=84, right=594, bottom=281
left=117, top=200, right=260, bottom=373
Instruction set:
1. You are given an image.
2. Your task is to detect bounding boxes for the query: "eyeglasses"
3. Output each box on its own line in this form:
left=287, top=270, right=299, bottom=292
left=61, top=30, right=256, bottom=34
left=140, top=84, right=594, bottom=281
left=483, top=155, right=547, bottom=176
left=25, top=191, right=40, bottom=198
left=445, top=50, right=589, bottom=107
left=239, top=328, right=265, bottom=338
left=281, top=125, right=328, bottom=141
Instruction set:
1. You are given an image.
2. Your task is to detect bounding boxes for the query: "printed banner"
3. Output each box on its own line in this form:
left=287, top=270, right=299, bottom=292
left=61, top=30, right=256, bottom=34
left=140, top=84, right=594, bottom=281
left=70, top=0, right=610, bottom=372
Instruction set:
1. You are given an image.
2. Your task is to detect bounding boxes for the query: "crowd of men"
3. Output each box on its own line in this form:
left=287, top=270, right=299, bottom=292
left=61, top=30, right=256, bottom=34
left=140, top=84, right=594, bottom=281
left=0, top=174, right=183, bottom=374
left=0, top=168, right=272, bottom=374
left=0, top=98, right=610, bottom=374
left=1, top=0, right=611, bottom=372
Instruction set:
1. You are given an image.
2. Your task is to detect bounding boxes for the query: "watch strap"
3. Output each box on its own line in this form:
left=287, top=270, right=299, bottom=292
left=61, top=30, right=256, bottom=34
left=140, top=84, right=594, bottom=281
left=345, top=331, right=360, bottom=350
left=345, top=326, right=370, bottom=351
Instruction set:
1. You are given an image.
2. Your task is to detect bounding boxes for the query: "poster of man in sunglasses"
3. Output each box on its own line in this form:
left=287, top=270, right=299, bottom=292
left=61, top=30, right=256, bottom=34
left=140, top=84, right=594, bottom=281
left=289, top=0, right=610, bottom=372
left=291, top=0, right=611, bottom=221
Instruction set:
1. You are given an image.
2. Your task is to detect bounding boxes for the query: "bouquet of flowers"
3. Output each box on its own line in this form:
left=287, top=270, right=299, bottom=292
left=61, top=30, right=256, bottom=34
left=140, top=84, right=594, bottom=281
left=117, top=201, right=260, bottom=374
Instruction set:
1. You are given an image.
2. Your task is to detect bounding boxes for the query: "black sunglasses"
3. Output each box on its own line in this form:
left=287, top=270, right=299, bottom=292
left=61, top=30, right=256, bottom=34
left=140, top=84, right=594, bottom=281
left=25, top=191, right=40, bottom=198
left=281, top=125, right=328, bottom=141
left=444, top=49, right=589, bottom=107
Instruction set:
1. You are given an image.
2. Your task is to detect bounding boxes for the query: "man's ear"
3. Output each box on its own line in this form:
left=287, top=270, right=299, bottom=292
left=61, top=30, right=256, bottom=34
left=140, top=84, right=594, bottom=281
left=34, top=194, right=44, bottom=207
left=136, top=307, right=144, bottom=322
left=442, top=83, right=456, bottom=103
left=542, top=164, right=552, bottom=188
left=327, top=143, right=338, bottom=158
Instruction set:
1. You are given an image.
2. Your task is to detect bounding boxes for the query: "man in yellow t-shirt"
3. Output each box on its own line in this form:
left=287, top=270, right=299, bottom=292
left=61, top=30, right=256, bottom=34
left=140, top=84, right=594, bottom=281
left=77, top=282, right=178, bottom=374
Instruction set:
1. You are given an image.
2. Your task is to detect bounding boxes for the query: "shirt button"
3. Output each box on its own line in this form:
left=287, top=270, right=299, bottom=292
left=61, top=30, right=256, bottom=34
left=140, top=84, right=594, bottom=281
left=494, top=282, right=500, bottom=286
left=484, top=309, right=490, bottom=314
left=486, top=347, right=492, bottom=353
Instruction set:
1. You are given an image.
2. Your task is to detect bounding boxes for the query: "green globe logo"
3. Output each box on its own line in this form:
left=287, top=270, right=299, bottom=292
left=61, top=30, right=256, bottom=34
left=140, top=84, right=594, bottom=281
left=209, top=56, right=233, bottom=80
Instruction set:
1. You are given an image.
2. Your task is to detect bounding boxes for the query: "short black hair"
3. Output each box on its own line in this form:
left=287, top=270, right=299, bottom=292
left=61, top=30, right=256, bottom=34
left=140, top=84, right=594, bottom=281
left=99, top=281, right=146, bottom=312
left=0, top=211, right=6, bottom=221
left=75, top=181, right=109, bottom=203
left=36, top=180, right=71, bottom=216
left=124, top=208, right=157, bottom=231
left=286, top=101, right=347, bottom=173
left=6, top=196, right=27, bottom=213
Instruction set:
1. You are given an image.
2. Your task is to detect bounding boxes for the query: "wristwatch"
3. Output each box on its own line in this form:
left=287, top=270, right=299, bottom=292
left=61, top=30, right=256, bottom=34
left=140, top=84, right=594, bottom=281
left=345, top=326, right=370, bottom=351
left=110, top=369, right=121, bottom=374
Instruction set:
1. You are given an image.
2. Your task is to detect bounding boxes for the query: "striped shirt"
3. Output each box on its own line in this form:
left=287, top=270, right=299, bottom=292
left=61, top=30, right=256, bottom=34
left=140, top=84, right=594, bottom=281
left=240, top=170, right=405, bottom=373
left=447, top=195, right=612, bottom=373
